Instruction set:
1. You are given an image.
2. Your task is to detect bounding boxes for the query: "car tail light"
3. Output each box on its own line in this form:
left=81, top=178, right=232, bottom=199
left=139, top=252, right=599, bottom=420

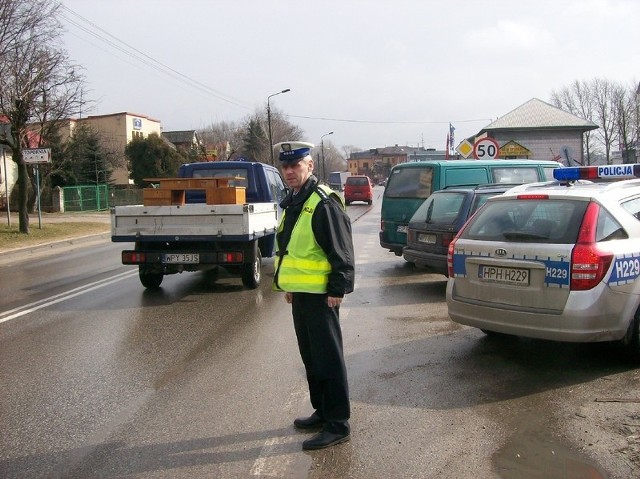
left=447, top=238, right=457, bottom=277
left=381, top=220, right=385, bottom=232
left=441, top=233, right=454, bottom=247
left=570, top=202, right=613, bottom=290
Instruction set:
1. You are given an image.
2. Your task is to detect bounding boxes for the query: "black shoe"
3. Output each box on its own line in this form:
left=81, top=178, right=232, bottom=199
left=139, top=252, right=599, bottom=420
left=302, top=430, right=350, bottom=450
left=294, top=413, right=325, bottom=430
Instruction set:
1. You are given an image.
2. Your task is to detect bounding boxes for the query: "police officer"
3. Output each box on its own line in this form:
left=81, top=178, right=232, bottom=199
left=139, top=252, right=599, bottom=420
left=272, top=141, right=355, bottom=450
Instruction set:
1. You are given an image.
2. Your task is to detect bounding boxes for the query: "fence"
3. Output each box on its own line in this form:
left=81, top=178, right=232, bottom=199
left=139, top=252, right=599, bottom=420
left=62, top=184, right=109, bottom=212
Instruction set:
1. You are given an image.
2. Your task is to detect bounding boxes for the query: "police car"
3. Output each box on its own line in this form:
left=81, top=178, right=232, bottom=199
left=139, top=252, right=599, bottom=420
left=446, top=164, right=640, bottom=360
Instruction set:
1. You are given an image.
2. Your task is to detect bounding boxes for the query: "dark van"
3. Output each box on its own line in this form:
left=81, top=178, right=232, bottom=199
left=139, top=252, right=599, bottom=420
left=380, top=159, right=561, bottom=256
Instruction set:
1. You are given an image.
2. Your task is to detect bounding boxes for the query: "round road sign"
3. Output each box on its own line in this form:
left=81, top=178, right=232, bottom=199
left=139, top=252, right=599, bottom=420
left=473, top=138, right=500, bottom=160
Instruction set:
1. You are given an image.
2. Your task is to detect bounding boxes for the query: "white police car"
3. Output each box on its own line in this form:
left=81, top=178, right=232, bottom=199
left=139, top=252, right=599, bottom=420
left=446, top=164, right=640, bottom=360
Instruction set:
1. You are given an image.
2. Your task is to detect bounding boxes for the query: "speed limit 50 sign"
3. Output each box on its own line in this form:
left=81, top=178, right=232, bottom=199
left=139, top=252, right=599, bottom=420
left=473, top=138, right=500, bottom=160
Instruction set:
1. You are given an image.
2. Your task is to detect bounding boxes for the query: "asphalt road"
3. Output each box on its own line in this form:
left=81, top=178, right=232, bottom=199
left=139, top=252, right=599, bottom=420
left=1, top=191, right=639, bottom=478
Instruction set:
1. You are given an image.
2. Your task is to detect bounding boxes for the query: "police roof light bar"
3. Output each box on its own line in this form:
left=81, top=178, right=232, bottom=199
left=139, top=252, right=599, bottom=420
left=553, top=164, right=640, bottom=182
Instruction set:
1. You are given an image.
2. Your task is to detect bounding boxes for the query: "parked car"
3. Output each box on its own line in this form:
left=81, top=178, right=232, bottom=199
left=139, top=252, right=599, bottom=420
left=380, top=159, right=561, bottom=256
left=446, top=165, right=640, bottom=360
left=344, top=175, right=373, bottom=205
left=403, top=185, right=512, bottom=275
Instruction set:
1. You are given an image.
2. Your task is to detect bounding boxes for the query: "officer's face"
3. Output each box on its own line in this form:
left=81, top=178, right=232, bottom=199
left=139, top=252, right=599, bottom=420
left=281, top=157, right=314, bottom=192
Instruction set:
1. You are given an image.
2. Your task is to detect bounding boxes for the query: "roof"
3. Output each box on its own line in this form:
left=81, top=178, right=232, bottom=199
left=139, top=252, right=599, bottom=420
left=482, top=98, right=598, bottom=132
left=84, top=111, right=161, bottom=123
left=350, top=146, right=446, bottom=159
left=163, top=130, right=199, bottom=144
left=392, top=159, right=561, bottom=168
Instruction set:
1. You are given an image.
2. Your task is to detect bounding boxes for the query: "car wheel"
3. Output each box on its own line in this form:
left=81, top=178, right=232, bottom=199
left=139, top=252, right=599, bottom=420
left=622, top=308, right=640, bottom=362
left=480, top=329, right=511, bottom=338
left=241, top=250, right=261, bottom=289
left=139, top=267, right=163, bottom=289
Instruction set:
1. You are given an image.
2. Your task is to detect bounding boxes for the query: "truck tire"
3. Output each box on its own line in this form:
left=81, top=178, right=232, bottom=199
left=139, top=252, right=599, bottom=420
left=241, top=249, right=262, bottom=289
left=139, top=267, right=163, bottom=289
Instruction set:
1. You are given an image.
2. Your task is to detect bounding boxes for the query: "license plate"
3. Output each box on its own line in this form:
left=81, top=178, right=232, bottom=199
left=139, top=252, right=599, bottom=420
left=418, top=233, right=436, bottom=244
left=397, top=225, right=408, bottom=233
left=478, top=265, right=529, bottom=285
left=162, top=253, right=199, bottom=264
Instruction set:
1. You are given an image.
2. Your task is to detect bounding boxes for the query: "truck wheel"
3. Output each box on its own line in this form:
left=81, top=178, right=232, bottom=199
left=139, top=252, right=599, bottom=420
left=241, top=250, right=262, bottom=289
left=139, top=267, right=163, bottom=289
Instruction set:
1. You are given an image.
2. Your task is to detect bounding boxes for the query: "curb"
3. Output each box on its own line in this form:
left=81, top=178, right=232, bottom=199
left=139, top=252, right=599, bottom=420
left=0, top=232, right=112, bottom=260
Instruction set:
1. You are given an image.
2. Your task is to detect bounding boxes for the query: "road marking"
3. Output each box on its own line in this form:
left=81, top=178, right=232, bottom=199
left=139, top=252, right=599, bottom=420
left=0, top=270, right=138, bottom=323
left=250, top=388, right=308, bottom=476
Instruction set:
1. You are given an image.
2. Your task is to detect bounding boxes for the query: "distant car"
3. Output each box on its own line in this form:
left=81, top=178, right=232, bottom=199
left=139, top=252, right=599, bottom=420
left=344, top=175, right=373, bottom=205
left=403, top=185, right=512, bottom=275
left=446, top=165, right=640, bottom=360
left=378, top=178, right=387, bottom=187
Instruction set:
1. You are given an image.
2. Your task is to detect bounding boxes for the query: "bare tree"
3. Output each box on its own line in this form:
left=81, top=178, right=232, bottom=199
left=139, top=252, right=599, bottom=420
left=198, top=120, right=243, bottom=160
left=199, top=107, right=304, bottom=164
left=0, top=0, right=87, bottom=233
left=323, top=139, right=347, bottom=173
left=591, top=78, right=618, bottom=164
left=267, top=107, right=305, bottom=152
left=550, top=79, right=596, bottom=164
left=614, top=81, right=639, bottom=164
left=341, top=145, right=363, bottom=158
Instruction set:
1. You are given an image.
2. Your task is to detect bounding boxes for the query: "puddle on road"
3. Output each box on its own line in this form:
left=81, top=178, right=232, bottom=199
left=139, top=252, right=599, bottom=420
left=494, top=426, right=607, bottom=479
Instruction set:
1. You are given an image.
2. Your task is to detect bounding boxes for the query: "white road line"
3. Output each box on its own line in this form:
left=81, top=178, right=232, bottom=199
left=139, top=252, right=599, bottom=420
left=0, top=270, right=138, bottom=323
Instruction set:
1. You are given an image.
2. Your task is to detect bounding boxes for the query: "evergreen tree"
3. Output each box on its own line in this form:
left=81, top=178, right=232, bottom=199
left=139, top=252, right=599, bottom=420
left=126, top=133, right=185, bottom=186
left=62, top=124, right=111, bottom=185
left=242, top=117, right=267, bottom=162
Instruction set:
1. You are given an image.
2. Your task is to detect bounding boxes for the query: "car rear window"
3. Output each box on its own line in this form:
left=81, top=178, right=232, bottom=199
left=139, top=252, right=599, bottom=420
left=470, top=192, right=502, bottom=215
left=460, top=199, right=589, bottom=243
left=492, top=167, right=540, bottom=184
left=410, top=192, right=466, bottom=224
left=385, top=167, right=434, bottom=199
left=191, top=168, right=248, bottom=187
left=347, top=177, right=370, bottom=186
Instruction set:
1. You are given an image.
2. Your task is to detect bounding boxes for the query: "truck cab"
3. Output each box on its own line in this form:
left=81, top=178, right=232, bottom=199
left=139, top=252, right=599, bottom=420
left=178, top=161, right=287, bottom=204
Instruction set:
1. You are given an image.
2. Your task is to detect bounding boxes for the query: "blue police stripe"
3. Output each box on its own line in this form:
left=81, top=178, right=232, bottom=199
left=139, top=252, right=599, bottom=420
left=608, top=253, right=640, bottom=285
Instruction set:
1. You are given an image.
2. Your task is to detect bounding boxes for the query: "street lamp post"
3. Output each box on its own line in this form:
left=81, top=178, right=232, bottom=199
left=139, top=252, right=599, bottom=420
left=320, top=131, right=334, bottom=183
left=267, top=89, right=290, bottom=165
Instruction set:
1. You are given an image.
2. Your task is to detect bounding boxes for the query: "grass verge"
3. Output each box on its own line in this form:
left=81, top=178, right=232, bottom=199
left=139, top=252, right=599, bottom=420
left=0, top=222, right=110, bottom=251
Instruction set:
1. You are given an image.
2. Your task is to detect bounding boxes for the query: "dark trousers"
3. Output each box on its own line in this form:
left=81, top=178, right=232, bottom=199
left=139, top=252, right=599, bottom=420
left=292, top=292, right=350, bottom=434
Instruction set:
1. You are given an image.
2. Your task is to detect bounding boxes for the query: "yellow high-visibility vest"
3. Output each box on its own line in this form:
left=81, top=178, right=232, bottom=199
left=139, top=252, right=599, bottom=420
left=273, top=185, right=343, bottom=293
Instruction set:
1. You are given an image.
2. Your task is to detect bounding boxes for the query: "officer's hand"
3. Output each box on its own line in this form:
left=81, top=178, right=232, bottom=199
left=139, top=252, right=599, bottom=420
left=327, top=296, right=342, bottom=308
left=285, top=292, right=293, bottom=304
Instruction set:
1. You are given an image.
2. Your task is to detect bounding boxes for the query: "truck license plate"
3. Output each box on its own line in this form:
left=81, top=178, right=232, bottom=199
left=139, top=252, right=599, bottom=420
left=162, top=253, right=199, bottom=264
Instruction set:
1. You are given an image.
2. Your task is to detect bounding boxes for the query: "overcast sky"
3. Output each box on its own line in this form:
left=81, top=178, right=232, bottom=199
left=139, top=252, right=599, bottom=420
left=60, top=0, right=639, bottom=153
